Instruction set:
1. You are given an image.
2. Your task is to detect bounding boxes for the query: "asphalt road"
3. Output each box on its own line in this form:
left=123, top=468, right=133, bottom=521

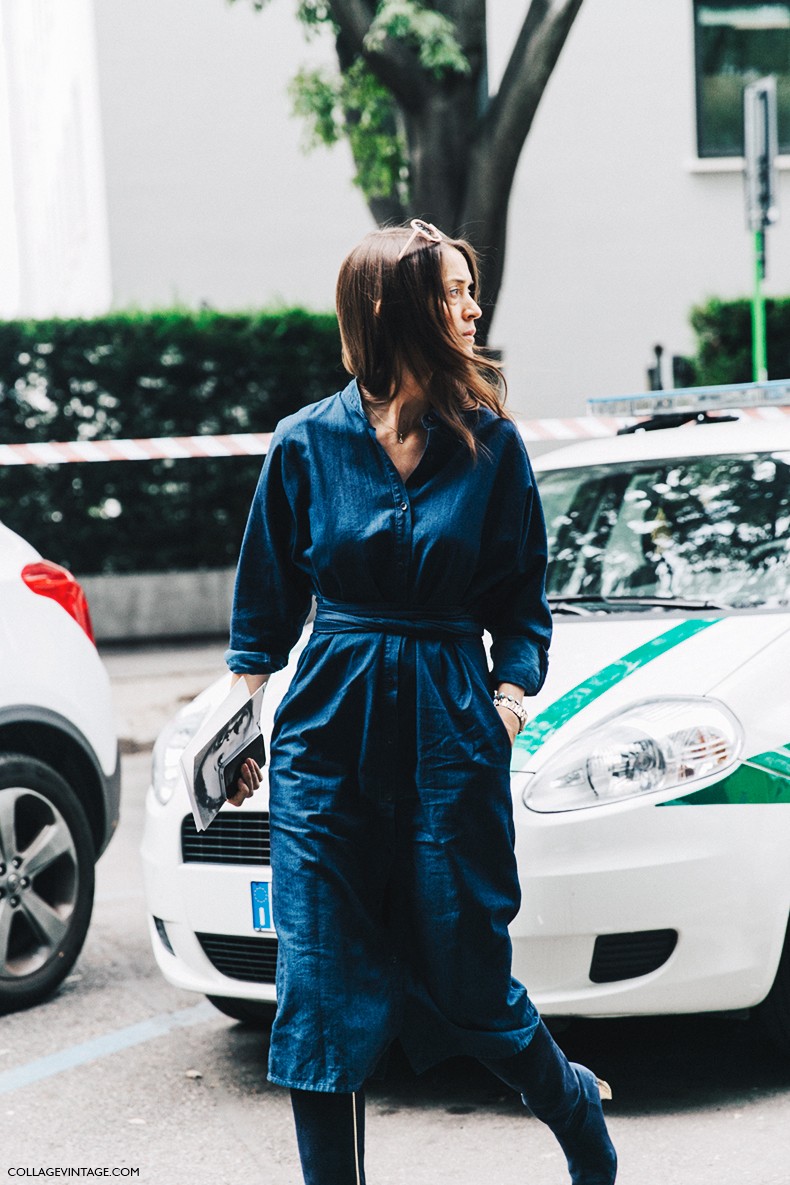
left=0, top=642, right=788, bottom=1185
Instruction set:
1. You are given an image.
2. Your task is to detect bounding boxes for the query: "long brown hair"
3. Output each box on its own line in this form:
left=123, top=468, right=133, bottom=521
left=335, top=224, right=508, bottom=456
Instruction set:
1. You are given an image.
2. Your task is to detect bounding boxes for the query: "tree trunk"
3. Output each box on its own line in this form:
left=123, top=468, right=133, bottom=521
left=402, top=84, right=476, bottom=228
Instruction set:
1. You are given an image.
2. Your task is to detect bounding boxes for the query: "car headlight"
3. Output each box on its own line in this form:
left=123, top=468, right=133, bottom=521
left=521, top=697, right=743, bottom=813
left=151, top=692, right=215, bottom=806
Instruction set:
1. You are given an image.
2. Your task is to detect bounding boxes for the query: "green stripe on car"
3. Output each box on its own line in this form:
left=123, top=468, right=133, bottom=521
left=511, top=617, right=720, bottom=772
left=664, top=746, right=790, bottom=806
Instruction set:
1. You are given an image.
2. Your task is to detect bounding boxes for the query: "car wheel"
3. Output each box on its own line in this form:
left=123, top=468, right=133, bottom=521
left=755, top=916, right=790, bottom=1053
left=206, top=995, right=276, bottom=1027
left=0, top=753, right=95, bottom=1013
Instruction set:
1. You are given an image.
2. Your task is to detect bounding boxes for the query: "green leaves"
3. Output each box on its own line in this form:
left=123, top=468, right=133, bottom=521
left=288, top=2, right=468, bottom=202
left=691, top=297, right=790, bottom=387
left=291, top=67, right=342, bottom=147
left=291, top=60, right=408, bottom=200
left=364, top=0, right=470, bottom=79
left=295, top=1, right=337, bottom=37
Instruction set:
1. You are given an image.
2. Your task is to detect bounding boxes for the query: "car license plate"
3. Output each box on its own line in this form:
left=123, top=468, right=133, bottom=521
left=251, top=881, right=273, bottom=931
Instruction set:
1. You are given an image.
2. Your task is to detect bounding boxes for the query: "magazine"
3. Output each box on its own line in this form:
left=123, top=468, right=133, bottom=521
left=180, top=679, right=266, bottom=832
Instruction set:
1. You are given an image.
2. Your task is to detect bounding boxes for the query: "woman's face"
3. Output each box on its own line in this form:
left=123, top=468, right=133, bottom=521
left=441, top=246, right=482, bottom=355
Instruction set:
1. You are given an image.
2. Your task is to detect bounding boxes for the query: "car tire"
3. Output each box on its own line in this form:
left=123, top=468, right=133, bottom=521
left=755, top=916, right=790, bottom=1054
left=206, top=995, right=277, bottom=1027
left=0, top=753, right=95, bottom=1013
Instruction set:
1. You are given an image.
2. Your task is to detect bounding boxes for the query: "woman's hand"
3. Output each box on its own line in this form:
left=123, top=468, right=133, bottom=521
left=226, top=672, right=268, bottom=806
left=227, top=758, right=263, bottom=807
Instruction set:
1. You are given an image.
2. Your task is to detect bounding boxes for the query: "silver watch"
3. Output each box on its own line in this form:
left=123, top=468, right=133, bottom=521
left=492, top=692, right=528, bottom=732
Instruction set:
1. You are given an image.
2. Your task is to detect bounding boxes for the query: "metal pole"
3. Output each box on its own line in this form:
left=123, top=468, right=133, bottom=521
left=744, top=78, right=778, bottom=384
left=752, top=228, right=767, bottom=383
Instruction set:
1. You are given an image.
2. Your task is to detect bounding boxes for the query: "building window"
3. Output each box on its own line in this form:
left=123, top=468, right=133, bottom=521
left=694, top=2, right=790, bottom=156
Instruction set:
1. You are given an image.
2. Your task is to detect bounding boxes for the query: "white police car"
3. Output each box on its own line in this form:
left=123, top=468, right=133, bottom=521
left=141, top=380, right=790, bottom=1050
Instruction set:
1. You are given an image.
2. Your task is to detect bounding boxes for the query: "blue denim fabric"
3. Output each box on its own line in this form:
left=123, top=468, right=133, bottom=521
left=226, top=379, right=552, bottom=1091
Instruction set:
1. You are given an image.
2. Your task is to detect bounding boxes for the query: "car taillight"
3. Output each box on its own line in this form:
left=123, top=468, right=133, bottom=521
left=21, top=561, right=96, bottom=644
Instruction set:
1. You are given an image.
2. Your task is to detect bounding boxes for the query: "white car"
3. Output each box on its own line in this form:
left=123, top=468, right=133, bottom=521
left=0, top=522, right=120, bottom=1012
left=142, top=383, right=790, bottom=1050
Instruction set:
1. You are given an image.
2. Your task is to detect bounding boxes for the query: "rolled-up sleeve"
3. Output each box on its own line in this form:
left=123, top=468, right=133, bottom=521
left=225, top=424, right=313, bottom=674
left=479, top=430, right=552, bottom=696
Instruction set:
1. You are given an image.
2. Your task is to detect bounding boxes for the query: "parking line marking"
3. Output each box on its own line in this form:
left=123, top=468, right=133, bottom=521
left=0, top=1000, right=215, bottom=1095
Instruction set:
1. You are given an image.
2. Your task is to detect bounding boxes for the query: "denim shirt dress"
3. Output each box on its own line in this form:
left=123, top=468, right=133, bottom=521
left=226, top=378, right=552, bottom=1093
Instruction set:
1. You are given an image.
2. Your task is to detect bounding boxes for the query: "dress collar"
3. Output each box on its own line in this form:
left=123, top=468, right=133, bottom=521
left=340, top=378, right=368, bottom=426
left=341, top=377, right=439, bottom=431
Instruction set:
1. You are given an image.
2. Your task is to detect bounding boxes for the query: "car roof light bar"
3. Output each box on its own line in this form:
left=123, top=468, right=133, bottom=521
left=587, top=378, right=790, bottom=418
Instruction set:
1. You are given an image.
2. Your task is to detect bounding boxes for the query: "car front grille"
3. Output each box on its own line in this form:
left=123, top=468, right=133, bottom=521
left=181, top=812, right=270, bottom=865
left=197, top=932, right=279, bottom=983
left=589, top=929, right=678, bottom=983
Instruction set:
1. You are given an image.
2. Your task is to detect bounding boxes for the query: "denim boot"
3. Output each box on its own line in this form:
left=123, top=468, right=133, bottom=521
left=290, top=1088, right=366, bottom=1185
left=483, top=1020, right=617, bottom=1184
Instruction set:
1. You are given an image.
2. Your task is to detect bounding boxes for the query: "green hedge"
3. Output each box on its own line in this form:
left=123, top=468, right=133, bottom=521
left=0, top=310, right=345, bottom=574
left=691, top=297, right=790, bottom=386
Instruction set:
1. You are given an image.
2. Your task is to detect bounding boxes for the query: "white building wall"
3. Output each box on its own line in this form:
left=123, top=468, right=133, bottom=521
left=92, top=0, right=372, bottom=314
left=0, top=3, right=21, bottom=316
left=492, top=0, right=790, bottom=417
left=0, top=0, right=111, bottom=318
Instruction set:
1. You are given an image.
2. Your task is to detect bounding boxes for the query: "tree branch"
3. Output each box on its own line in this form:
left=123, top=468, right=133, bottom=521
left=458, top=1, right=584, bottom=330
left=328, top=0, right=432, bottom=111
left=326, top=0, right=376, bottom=54
left=484, top=0, right=584, bottom=182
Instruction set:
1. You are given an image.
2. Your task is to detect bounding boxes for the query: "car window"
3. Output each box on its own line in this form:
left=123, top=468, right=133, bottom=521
left=539, top=452, right=790, bottom=609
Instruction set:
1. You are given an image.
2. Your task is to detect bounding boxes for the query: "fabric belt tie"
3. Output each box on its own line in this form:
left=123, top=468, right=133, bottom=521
left=312, top=598, right=482, bottom=641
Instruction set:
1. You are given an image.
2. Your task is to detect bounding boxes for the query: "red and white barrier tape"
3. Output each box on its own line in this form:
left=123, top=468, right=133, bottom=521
left=0, top=419, right=631, bottom=466
left=517, top=416, right=630, bottom=442
left=1, top=407, right=787, bottom=466
left=0, top=432, right=273, bottom=467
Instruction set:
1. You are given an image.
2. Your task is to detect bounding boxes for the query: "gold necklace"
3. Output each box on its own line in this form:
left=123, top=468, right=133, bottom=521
left=364, top=400, right=422, bottom=445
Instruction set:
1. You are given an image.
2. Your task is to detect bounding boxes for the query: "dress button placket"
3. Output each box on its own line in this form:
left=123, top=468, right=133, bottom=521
left=396, top=491, right=410, bottom=588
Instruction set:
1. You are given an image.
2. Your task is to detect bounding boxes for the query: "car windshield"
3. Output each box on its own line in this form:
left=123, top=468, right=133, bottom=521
left=539, top=451, right=790, bottom=611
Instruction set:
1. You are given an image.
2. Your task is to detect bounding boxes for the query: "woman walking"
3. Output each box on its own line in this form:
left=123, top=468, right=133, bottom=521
left=227, top=220, right=617, bottom=1184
